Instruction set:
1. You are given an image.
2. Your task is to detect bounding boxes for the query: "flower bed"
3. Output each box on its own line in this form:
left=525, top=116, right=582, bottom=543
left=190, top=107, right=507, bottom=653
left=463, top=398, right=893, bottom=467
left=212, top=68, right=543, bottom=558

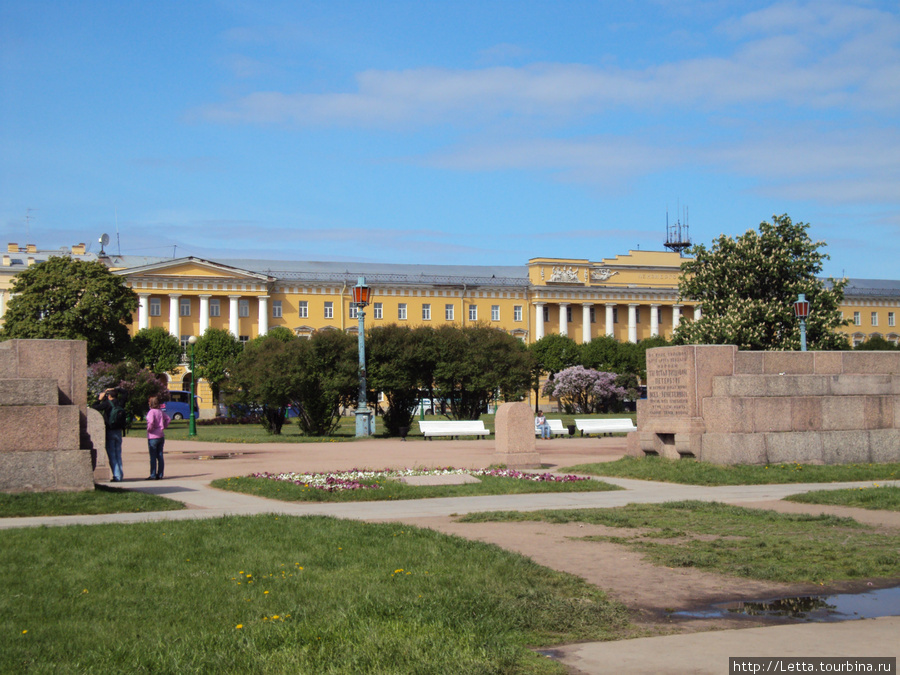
left=251, top=467, right=590, bottom=492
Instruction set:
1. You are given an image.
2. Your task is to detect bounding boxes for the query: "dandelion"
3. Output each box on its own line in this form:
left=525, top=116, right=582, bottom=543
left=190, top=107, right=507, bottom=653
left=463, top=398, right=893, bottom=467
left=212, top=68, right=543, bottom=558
left=236, top=624, right=243, bottom=629
left=264, top=591, right=269, bottom=595
left=22, top=630, right=27, bottom=634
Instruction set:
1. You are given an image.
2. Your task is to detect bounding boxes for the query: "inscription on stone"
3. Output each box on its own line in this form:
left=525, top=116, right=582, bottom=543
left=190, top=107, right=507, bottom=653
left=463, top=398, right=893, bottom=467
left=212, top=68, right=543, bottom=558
left=646, top=351, right=692, bottom=417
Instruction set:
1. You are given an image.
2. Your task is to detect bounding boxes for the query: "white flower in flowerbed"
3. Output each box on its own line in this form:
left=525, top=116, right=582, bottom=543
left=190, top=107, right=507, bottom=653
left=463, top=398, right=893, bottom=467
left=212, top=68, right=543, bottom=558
left=251, top=467, right=589, bottom=491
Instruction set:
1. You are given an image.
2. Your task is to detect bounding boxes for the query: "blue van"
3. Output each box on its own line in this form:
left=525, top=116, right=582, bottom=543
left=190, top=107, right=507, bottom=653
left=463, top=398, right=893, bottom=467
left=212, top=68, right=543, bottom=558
left=161, top=391, right=199, bottom=420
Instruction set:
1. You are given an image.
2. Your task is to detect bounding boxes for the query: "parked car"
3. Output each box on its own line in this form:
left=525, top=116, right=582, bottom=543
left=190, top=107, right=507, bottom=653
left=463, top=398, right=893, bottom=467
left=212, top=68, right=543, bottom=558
left=161, top=391, right=200, bottom=420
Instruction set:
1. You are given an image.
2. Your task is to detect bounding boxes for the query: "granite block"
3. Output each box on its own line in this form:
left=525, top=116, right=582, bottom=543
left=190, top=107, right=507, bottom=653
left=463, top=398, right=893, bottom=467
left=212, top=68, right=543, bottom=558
left=869, top=430, right=900, bottom=463
left=765, top=432, right=825, bottom=464
left=841, top=352, right=900, bottom=375
left=821, top=397, right=865, bottom=431
left=813, top=351, right=843, bottom=375
left=821, top=431, right=871, bottom=464
left=831, top=375, right=893, bottom=396
left=864, top=396, right=893, bottom=430
left=0, top=451, right=55, bottom=492
left=734, top=351, right=763, bottom=375
left=0, top=406, right=79, bottom=452
left=700, top=433, right=767, bottom=465
left=762, top=352, right=814, bottom=375
left=494, top=402, right=539, bottom=468
left=0, top=378, right=58, bottom=406
left=53, top=450, right=95, bottom=491
left=14, top=339, right=88, bottom=410
left=791, top=397, right=823, bottom=432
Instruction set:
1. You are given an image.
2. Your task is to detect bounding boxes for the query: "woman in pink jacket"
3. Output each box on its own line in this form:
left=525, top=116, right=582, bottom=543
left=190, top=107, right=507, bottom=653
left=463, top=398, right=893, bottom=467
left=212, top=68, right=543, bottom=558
left=146, top=396, right=171, bottom=480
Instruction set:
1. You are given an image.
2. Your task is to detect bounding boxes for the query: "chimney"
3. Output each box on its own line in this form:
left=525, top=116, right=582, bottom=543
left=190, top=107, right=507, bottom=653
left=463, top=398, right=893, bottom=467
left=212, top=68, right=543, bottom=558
left=7, top=243, right=18, bottom=253
left=72, top=243, right=86, bottom=255
left=26, top=244, right=37, bottom=253
left=27, top=257, right=36, bottom=266
left=2, top=254, right=10, bottom=267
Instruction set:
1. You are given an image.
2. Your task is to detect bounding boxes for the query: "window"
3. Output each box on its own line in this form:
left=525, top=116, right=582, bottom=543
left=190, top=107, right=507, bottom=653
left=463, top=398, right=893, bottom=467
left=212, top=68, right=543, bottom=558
left=324, top=301, right=333, bottom=319
left=349, top=305, right=358, bottom=319
left=239, top=335, right=249, bottom=346
left=298, top=301, right=308, bottom=318
left=445, top=304, right=454, bottom=321
left=566, top=306, right=572, bottom=322
left=422, top=303, right=431, bottom=321
left=209, top=299, right=220, bottom=317
left=635, top=307, right=641, bottom=323
left=657, top=307, right=663, bottom=324
left=179, top=298, right=191, bottom=317
left=889, top=312, right=896, bottom=327
left=180, top=335, right=190, bottom=360
left=238, top=299, right=249, bottom=318
left=543, top=305, right=549, bottom=322
left=398, top=303, right=407, bottom=320
left=469, top=305, right=477, bottom=321
left=514, top=305, right=522, bottom=322
left=871, top=312, right=879, bottom=326
left=149, top=298, right=161, bottom=317
left=589, top=306, right=595, bottom=323
left=853, top=311, right=861, bottom=326
left=374, top=302, right=383, bottom=319
left=272, top=300, right=282, bottom=318
left=491, top=305, right=500, bottom=321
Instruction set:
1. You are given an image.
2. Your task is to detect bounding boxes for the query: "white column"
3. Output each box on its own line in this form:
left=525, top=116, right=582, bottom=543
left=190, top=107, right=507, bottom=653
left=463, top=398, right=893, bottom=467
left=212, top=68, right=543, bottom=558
left=650, top=303, right=660, bottom=338
left=168, top=294, right=181, bottom=339
left=582, top=303, right=592, bottom=344
left=138, top=294, right=150, bottom=330
left=628, top=304, right=638, bottom=343
left=672, top=305, right=682, bottom=329
left=199, top=295, right=210, bottom=335
left=694, top=305, right=702, bottom=321
left=258, top=295, right=269, bottom=336
left=534, top=302, right=545, bottom=340
left=558, top=302, right=569, bottom=337
left=229, top=295, right=240, bottom=337
left=605, top=303, right=615, bottom=337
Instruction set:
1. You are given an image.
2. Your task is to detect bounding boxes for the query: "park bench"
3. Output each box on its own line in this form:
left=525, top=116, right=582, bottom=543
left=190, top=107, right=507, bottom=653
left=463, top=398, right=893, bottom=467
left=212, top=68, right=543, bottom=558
left=534, top=418, right=569, bottom=436
left=574, top=418, right=637, bottom=436
left=418, top=420, right=491, bottom=439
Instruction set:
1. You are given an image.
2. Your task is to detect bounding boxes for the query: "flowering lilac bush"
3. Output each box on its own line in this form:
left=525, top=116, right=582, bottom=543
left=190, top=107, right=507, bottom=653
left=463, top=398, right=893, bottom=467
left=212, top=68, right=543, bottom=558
left=542, top=365, right=627, bottom=413
left=251, top=467, right=589, bottom=491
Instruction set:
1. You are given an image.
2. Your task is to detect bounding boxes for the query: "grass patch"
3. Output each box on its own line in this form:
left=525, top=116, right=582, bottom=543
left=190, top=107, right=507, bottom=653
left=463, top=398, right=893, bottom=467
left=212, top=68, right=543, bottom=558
left=563, top=456, right=900, bottom=486
left=785, top=485, right=900, bottom=512
left=212, top=471, right=622, bottom=503
left=1, top=515, right=630, bottom=674
left=0, top=485, right=185, bottom=518
left=127, top=412, right=636, bottom=443
left=459, top=501, right=900, bottom=584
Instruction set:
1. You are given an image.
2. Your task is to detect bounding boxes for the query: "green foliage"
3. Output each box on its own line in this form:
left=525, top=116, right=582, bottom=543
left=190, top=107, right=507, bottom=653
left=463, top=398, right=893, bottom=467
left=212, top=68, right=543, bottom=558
left=433, top=325, right=532, bottom=420
left=786, top=485, right=900, bottom=511
left=673, top=214, right=849, bottom=350
left=193, top=328, right=243, bottom=402
left=0, top=485, right=184, bottom=518
left=130, top=327, right=183, bottom=374
left=252, top=325, right=295, bottom=344
left=529, top=334, right=580, bottom=374
left=0, top=256, right=138, bottom=362
left=366, top=325, right=428, bottom=436
left=854, top=335, right=899, bottom=351
left=581, top=335, right=666, bottom=382
left=291, top=330, right=358, bottom=436
left=87, top=360, right=170, bottom=422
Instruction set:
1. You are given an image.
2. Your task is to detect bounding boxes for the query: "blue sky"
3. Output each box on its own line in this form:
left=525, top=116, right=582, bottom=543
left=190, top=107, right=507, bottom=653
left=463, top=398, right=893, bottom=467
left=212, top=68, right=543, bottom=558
left=2, top=0, right=898, bottom=278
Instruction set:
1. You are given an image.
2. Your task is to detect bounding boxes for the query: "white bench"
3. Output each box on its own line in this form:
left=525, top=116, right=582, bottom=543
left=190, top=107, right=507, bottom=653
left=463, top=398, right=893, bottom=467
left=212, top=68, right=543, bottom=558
left=418, top=420, right=490, bottom=439
left=575, top=418, right=637, bottom=436
left=534, top=419, right=569, bottom=436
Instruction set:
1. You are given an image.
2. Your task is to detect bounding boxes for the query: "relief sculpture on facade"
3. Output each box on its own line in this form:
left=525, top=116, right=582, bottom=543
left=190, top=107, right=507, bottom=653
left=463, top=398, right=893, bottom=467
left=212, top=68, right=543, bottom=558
left=549, top=266, right=581, bottom=283
left=591, top=267, right=619, bottom=282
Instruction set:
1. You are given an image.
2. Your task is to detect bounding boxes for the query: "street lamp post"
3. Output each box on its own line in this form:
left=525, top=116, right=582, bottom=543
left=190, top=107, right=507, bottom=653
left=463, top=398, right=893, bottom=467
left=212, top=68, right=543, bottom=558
left=794, top=294, right=810, bottom=352
left=351, top=277, right=374, bottom=437
left=188, top=335, right=198, bottom=436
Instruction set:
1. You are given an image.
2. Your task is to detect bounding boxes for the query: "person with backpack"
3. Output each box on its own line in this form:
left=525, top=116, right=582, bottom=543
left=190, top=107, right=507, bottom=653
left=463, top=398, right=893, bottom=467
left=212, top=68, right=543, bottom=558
left=145, top=396, right=170, bottom=480
left=93, top=388, right=127, bottom=482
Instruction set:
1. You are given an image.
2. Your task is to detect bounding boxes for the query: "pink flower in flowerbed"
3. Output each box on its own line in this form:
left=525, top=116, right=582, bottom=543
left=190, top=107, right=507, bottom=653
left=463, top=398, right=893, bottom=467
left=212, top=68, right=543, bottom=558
left=251, top=468, right=589, bottom=491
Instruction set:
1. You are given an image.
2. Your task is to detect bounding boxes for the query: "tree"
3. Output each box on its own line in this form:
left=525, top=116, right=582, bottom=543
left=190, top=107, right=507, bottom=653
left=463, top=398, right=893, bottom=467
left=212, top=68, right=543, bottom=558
left=527, top=334, right=580, bottom=411
left=0, top=257, right=138, bottom=362
left=432, top=325, right=532, bottom=420
left=366, top=325, right=425, bottom=436
left=673, top=214, right=849, bottom=350
left=291, top=329, right=358, bottom=436
left=87, top=361, right=169, bottom=424
left=193, top=328, right=244, bottom=403
left=542, top=365, right=626, bottom=414
left=130, top=327, right=183, bottom=375
left=854, top=335, right=899, bottom=351
left=227, top=335, right=302, bottom=434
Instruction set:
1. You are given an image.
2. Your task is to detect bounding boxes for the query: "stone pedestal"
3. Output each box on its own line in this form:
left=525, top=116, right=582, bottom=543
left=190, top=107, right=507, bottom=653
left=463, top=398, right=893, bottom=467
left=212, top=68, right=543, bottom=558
left=0, top=339, right=95, bottom=492
left=493, top=401, right=541, bottom=469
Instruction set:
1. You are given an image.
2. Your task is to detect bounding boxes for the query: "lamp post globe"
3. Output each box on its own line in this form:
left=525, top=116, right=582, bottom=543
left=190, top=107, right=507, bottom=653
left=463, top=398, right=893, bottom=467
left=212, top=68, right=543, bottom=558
left=188, top=335, right=198, bottom=437
left=351, top=277, right=374, bottom=437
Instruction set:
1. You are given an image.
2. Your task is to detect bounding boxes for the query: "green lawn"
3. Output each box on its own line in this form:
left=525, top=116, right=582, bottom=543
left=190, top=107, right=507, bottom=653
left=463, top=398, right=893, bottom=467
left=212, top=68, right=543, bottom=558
left=0, top=484, right=185, bottom=518
left=212, top=470, right=622, bottom=503
left=1, top=515, right=631, bottom=674
left=126, top=412, right=636, bottom=443
left=459, top=501, right=900, bottom=584
left=786, top=485, right=900, bottom=511
left=563, top=456, right=900, bottom=485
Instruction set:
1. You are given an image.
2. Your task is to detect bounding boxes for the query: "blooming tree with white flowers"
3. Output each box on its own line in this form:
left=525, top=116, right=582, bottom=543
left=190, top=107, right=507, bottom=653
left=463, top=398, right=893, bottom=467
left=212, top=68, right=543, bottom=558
left=542, top=365, right=627, bottom=414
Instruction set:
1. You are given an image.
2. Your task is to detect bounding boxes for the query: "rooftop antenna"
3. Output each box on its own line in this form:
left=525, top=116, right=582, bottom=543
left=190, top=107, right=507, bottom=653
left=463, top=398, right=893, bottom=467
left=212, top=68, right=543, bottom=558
left=664, top=205, right=692, bottom=255
left=99, top=233, right=110, bottom=256
left=115, top=207, right=121, bottom=256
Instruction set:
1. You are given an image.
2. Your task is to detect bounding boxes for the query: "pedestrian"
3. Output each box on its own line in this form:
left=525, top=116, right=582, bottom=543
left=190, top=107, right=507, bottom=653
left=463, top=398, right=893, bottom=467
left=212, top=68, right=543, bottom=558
left=146, top=396, right=170, bottom=480
left=535, top=410, right=551, bottom=439
left=93, top=388, right=127, bottom=482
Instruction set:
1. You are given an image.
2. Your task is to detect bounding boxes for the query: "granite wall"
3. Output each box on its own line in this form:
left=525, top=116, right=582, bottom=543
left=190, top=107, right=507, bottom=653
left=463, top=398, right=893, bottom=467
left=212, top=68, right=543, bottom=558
left=0, top=339, right=98, bottom=492
left=629, top=346, right=900, bottom=465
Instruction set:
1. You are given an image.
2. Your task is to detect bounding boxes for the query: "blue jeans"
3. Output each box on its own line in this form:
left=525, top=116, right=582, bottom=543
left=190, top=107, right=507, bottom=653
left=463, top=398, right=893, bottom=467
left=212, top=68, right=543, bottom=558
left=148, top=437, right=165, bottom=479
left=106, top=429, right=123, bottom=481
left=538, top=423, right=551, bottom=439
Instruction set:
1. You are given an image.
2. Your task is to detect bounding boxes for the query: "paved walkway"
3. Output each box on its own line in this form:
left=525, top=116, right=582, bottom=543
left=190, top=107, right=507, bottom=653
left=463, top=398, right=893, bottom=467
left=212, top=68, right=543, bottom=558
left=4, top=435, right=899, bottom=673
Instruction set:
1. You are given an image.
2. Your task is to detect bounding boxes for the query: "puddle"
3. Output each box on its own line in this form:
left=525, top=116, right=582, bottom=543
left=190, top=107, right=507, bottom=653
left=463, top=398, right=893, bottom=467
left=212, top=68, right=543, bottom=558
left=191, top=453, right=246, bottom=461
left=670, top=585, right=900, bottom=622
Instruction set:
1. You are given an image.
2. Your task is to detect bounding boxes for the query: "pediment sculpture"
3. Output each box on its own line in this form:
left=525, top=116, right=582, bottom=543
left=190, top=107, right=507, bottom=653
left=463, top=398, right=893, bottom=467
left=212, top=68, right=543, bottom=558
left=591, top=268, right=619, bottom=282
left=549, top=266, right=580, bottom=283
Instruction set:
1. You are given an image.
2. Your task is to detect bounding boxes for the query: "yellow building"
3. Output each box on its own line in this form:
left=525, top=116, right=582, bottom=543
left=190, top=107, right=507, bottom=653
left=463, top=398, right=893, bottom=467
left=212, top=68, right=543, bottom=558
left=1, top=241, right=898, bottom=411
